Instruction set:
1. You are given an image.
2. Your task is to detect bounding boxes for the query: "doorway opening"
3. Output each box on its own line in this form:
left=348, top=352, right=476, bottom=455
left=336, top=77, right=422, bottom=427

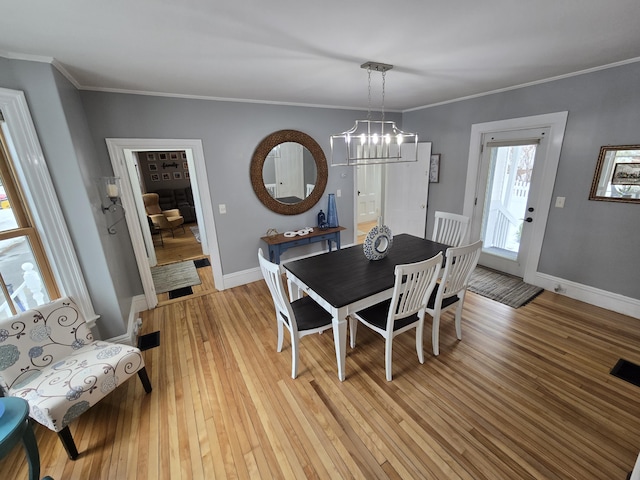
left=136, top=149, right=202, bottom=267
left=354, top=142, right=431, bottom=244
left=356, top=164, right=383, bottom=244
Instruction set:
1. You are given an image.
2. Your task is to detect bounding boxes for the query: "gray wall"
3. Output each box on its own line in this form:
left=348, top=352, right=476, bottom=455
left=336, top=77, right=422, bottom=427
left=79, top=91, right=402, bottom=273
left=404, top=61, right=640, bottom=300
left=2, top=55, right=638, bottom=343
left=0, top=59, right=137, bottom=338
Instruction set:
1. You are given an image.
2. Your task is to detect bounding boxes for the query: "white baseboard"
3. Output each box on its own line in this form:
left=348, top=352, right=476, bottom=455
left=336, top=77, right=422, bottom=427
left=113, top=255, right=638, bottom=338
left=106, top=294, right=148, bottom=345
left=225, top=256, right=639, bottom=320
left=532, top=272, right=640, bottom=319
left=221, top=243, right=357, bottom=290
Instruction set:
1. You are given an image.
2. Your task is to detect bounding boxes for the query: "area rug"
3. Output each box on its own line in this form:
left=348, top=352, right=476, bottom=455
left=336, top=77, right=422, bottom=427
left=190, top=226, right=201, bottom=243
left=151, top=260, right=201, bottom=294
left=468, top=266, right=543, bottom=308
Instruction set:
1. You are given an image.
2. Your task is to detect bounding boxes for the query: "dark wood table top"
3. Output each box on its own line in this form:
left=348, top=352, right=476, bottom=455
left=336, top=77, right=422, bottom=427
left=284, top=234, right=449, bottom=309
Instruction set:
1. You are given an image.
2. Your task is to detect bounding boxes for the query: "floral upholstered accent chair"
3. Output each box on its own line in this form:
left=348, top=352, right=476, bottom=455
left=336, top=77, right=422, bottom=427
left=0, top=297, right=152, bottom=459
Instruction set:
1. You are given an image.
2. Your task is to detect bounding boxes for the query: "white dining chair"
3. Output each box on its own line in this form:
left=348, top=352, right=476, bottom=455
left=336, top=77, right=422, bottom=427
left=432, top=211, right=470, bottom=247
left=426, top=240, right=482, bottom=355
left=258, top=248, right=334, bottom=379
left=349, top=253, right=443, bottom=381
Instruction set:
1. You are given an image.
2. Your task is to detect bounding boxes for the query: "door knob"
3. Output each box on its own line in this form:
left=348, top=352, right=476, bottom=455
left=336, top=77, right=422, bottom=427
left=525, top=217, right=533, bottom=223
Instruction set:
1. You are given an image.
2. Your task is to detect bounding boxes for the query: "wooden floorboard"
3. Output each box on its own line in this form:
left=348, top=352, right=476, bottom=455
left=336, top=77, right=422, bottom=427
left=3, top=285, right=640, bottom=479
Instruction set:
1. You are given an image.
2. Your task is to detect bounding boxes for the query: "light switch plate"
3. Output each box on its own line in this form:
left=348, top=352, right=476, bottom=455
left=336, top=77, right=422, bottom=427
left=219, top=204, right=227, bottom=214
left=555, top=196, right=565, bottom=208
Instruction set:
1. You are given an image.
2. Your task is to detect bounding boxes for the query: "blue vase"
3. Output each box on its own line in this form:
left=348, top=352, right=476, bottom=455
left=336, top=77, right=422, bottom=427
left=317, top=209, right=326, bottom=228
left=327, top=193, right=339, bottom=228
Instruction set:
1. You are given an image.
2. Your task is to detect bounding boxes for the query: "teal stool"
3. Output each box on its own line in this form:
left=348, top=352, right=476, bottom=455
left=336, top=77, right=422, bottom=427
left=0, top=397, right=53, bottom=480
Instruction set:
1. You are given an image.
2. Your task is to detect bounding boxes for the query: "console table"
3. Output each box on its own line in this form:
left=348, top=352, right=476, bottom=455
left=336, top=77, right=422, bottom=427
left=261, top=226, right=345, bottom=264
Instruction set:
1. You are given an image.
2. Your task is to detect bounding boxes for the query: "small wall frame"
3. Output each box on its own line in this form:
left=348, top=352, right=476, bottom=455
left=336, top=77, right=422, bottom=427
left=589, top=145, right=640, bottom=203
left=429, top=154, right=440, bottom=183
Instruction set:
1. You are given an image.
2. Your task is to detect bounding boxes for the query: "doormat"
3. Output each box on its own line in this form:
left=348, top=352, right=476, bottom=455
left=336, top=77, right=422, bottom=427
left=168, top=286, right=193, bottom=299
left=138, top=331, right=160, bottom=351
left=468, top=266, right=543, bottom=308
left=611, top=359, right=640, bottom=388
left=190, top=226, right=201, bottom=243
left=151, top=260, right=201, bottom=294
left=194, top=258, right=210, bottom=269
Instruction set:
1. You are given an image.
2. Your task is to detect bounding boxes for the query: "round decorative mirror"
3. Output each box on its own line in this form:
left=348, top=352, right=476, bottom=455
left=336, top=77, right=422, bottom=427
left=250, top=129, right=328, bottom=215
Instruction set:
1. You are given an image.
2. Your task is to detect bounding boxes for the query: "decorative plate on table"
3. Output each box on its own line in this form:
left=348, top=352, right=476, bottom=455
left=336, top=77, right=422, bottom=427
left=363, top=224, right=393, bottom=261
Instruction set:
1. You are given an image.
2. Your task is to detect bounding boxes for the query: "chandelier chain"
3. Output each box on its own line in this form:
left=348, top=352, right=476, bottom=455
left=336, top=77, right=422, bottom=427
left=381, top=70, right=386, bottom=122
left=367, top=65, right=372, bottom=121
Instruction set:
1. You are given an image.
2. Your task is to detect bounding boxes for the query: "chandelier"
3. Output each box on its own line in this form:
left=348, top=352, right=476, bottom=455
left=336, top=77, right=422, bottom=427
left=330, top=62, right=418, bottom=166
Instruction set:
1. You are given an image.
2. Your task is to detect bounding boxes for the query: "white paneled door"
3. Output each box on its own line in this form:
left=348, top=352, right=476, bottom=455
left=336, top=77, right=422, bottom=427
left=384, top=143, right=431, bottom=238
left=357, top=163, right=382, bottom=223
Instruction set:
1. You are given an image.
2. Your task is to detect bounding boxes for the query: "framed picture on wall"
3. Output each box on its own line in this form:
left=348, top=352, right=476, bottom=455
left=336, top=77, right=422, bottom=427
left=162, top=173, right=171, bottom=181
left=173, top=172, right=182, bottom=180
left=183, top=161, right=188, bottom=170
left=170, top=152, right=179, bottom=160
left=159, top=153, right=167, bottom=160
left=181, top=152, right=187, bottom=160
left=429, top=154, right=440, bottom=183
left=185, top=171, right=190, bottom=180
left=148, top=163, right=158, bottom=171
left=150, top=173, right=160, bottom=182
left=146, top=153, right=156, bottom=161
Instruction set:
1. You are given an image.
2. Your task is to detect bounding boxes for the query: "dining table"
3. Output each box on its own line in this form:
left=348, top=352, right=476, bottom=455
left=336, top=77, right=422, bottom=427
left=283, top=233, right=450, bottom=381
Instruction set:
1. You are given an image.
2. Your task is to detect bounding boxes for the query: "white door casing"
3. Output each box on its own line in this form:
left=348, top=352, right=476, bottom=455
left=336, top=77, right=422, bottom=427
left=106, top=138, right=223, bottom=309
left=463, top=112, right=568, bottom=284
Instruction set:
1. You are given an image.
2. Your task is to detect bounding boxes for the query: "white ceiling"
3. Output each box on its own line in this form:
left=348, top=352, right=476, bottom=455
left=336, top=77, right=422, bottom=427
left=2, top=1, right=640, bottom=111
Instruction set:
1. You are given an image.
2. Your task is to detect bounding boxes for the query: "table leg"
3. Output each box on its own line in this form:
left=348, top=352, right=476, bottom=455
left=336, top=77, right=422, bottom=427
left=20, top=420, right=41, bottom=480
left=332, top=307, right=348, bottom=381
left=269, top=245, right=281, bottom=264
left=286, top=277, right=303, bottom=302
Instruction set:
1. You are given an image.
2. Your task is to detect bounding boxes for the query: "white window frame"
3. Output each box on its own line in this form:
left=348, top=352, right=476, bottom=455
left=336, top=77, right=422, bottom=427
left=0, top=87, right=97, bottom=324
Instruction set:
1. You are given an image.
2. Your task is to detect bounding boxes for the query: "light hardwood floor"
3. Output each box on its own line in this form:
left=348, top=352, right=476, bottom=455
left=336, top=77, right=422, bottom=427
left=151, top=222, right=217, bottom=304
left=154, top=222, right=204, bottom=266
left=357, top=220, right=377, bottom=244
left=3, top=287, right=640, bottom=479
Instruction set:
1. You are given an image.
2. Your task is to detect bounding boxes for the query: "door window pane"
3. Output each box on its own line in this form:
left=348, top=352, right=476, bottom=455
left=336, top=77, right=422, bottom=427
left=480, top=144, right=537, bottom=259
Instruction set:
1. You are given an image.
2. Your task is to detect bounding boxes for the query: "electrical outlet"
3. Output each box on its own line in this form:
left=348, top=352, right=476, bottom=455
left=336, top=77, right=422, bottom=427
left=133, top=318, right=143, bottom=335
left=219, top=204, right=227, bottom=214
left=337, top=189, right=341, bottom=197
